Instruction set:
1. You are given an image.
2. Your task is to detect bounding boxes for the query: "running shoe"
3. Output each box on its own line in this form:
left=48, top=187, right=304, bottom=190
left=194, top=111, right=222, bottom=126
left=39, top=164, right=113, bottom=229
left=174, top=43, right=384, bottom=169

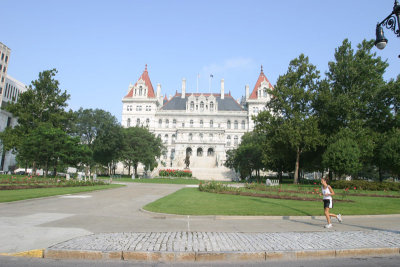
left=324, top=224, right=333, bottom=228
left=337, top=214, right=342, bottom=223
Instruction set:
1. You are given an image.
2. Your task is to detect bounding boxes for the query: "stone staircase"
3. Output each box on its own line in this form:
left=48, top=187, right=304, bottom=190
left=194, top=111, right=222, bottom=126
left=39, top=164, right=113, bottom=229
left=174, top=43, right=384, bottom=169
left=190, top=166, right=239, bottom=181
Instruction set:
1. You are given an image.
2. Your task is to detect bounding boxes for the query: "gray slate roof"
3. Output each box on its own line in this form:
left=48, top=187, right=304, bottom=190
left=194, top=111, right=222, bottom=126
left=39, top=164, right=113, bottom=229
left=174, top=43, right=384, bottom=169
left=161, top=95, right=243, bottom=111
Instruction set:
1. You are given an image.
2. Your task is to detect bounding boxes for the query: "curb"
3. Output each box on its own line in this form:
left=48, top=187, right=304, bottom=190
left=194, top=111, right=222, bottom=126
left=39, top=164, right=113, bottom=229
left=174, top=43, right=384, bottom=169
left=44, top=247, right=400, bottom=262
left=139, top=208, right=400, bottom=220
left=0, top=249, right=44, bottom=258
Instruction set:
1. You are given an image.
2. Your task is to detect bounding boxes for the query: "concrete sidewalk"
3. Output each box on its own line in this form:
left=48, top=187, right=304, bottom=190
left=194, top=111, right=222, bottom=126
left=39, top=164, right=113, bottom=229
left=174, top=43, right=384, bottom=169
left=45, top=230, right=400, bottom=262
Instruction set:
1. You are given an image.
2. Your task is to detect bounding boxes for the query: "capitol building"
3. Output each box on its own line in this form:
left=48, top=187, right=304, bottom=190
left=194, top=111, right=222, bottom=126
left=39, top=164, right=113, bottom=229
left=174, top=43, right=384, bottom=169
left=121, top=65, right=273, bottom=179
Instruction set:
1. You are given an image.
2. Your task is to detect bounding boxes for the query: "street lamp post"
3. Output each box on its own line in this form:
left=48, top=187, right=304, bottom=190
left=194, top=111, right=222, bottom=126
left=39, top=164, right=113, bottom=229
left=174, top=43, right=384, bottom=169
left=374, top=0, right=400, bottom=57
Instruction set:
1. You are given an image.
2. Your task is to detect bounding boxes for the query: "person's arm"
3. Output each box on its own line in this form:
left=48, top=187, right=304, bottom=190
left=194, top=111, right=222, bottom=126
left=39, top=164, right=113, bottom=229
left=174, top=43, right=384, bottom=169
left=328, top=185, right=335, bottom=196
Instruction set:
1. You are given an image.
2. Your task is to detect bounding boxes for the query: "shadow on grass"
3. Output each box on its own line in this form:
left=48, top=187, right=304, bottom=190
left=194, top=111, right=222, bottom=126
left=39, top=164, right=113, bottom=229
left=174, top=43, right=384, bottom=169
left=249, top=197, right=314, bottom=216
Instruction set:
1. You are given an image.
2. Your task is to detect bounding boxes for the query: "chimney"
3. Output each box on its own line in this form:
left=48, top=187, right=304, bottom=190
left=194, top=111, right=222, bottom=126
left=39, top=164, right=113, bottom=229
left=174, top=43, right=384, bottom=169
left=221, top=79, right=225, bottom=99
left=245, top=84, right=249, bottom=99
left=181, top=78, right=186, bottom=98
left=157, top=83, right=161, bottom=98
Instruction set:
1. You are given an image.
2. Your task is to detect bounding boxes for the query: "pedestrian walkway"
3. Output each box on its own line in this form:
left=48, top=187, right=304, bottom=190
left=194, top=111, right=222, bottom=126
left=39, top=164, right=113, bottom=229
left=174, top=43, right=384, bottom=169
left=45, top=230, right=400, bottom=262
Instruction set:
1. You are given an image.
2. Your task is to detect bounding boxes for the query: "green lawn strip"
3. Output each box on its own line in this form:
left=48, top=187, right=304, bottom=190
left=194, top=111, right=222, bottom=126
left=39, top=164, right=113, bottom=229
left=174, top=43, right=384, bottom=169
left=0, top=184, right=124, bottom=203
left=143, top=188, right=400, bottom=216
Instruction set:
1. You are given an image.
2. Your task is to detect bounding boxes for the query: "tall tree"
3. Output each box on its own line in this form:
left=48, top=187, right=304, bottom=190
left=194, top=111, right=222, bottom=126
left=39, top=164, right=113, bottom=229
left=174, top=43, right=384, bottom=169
left=121, top=126, right=163, bottom=177
left=255, top=54, right=323, bottom=183
left=0, top=69, right=74, bottom=173
left=224, top=132, right=265, bottom=181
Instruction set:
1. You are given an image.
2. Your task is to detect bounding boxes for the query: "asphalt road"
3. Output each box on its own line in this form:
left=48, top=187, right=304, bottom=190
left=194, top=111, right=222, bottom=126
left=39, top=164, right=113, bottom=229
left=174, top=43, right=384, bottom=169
left=2, top=255, right=400, bottom=267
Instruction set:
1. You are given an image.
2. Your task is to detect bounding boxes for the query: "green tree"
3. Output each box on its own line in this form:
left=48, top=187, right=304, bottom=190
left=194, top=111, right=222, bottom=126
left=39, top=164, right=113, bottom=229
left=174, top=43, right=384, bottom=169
left=73, top=108, right=121, bottom=174
left=314, top=39, right=391, bottom=179
left=121, top=126, right=163, bottom=177
left=0, top=69, right=73, bottom=173
left=379, top=129, right=400, bottom=178
left=224, top=132, right=265, bottom=181
left=92, top=122, right=124, bottom=175
left=255, top=54, right=323, bottom=183
left=322, top=137, right=362, bottom=178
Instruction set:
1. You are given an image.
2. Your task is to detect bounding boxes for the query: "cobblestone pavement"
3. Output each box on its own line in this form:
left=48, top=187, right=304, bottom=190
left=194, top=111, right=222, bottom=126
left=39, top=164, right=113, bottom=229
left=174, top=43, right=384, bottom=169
left=49, top=230, right=400, bottom=252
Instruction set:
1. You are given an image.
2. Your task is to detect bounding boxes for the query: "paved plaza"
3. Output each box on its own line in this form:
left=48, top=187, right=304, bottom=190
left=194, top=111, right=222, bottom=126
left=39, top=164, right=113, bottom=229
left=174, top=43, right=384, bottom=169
left=0, top=183, right=399, bottom=261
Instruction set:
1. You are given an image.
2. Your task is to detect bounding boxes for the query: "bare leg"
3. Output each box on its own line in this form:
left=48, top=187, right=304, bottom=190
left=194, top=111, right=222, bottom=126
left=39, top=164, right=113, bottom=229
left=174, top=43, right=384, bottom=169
left=324, top=208, right=331, bottom=224
left=329, top=213, right=337, bottom=219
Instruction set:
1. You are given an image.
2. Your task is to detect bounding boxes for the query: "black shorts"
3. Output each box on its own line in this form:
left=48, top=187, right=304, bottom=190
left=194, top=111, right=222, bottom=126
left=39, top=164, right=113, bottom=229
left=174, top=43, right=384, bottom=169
left=323, top=199, right=333, bottom=209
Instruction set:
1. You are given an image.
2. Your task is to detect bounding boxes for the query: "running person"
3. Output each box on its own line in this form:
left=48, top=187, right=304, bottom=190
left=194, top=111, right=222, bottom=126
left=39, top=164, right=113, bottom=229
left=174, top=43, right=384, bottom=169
left=320, top=177, right=342, bottom=228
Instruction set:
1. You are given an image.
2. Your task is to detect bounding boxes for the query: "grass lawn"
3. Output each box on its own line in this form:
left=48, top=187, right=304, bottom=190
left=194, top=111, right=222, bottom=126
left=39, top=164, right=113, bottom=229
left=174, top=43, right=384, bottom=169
left=0, top=184, right=124, bottom=203
left=143, top=188, right=400, bottom=216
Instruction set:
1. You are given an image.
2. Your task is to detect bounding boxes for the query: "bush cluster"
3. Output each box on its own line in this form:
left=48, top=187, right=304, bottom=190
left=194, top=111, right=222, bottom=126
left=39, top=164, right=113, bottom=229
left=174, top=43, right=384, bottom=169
left=159, top=169, right=192, bottom=178
left=199, top=181, right=233, bottom=193
left=330, top=180, right=400, bottom=191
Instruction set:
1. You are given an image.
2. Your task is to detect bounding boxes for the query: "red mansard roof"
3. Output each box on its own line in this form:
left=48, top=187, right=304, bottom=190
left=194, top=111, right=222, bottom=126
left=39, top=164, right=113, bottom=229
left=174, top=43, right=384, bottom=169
left=249, top=65, right=273, bottom=99
left=124, top=65, right=156, bottom=98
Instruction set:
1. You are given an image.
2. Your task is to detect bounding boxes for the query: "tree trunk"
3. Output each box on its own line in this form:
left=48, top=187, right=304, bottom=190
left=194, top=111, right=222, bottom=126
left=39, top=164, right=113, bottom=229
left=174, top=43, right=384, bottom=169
left=134, top=163, right=138, bottom=178
left=128, top=165, right=131, bottom=176
left=378, top=166, right=383, bottom=182
left=294, top=148, right=300, bottom=184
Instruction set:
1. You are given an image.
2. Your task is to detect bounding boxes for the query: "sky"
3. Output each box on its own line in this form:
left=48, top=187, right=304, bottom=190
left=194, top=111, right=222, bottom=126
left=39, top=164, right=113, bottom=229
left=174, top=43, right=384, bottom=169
left=2, top=0, right=400, bottom=122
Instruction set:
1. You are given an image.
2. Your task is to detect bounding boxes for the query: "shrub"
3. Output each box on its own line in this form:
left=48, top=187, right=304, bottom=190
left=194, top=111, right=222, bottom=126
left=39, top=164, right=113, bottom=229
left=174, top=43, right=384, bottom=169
left=159, top=169, right=192, bottom=178
left=330, top=180, right=400, bottom=191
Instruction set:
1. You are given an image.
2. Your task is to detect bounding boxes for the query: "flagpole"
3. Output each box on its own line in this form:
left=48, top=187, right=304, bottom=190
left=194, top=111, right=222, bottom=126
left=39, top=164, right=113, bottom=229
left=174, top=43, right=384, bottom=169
left=209, top=74, right=213, bottom=94
left=196, top=73, right=199, bottom=93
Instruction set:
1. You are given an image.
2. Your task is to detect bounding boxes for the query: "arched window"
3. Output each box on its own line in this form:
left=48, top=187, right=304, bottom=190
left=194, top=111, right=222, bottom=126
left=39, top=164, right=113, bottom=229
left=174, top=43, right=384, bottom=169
left=234, top=120, right=238, bottom=129
left=172, top=134, right=176, bottom=143
left=227, top=120, right=231, bottom=129
left=173, top=119, right=176, bottom=128
left=197, top=147, right=203, bottom=157
left=263, top=87, right=267, bottom=97
left=139, top=86, right=143, bottom=96
left=241, top=120, right=245, bottom=129
left=170, top=149, right=175, bottom=160
left=157, top=134, right=161, bottom=139
left=190, top=120, right=194, bottom=127
left=210, top=101, right=214, bottom=111
left=190, top=101, right=194, bottom=111
left=234, top=135, right=238, bottom=145
left=127, top=118, right=131, bottom=127
left=164, top=134, right=168, bottom=144
left=207, top=148, right=214, bottom=156
left=146, top=118, right=150, bottom=126
left=189, top=133, right=193, bottom=141
left=227, top=135, right=231, bottom=146
left=200, top=120, right=203, bottom=127
left=166, top=119, right=169, bottom=128
left=210, top=120, right=213, bottom=128
left=186, top=147, right=192, bottom=156
left=200, top=101, right=204, bottom=111
left=158, top=119, right=162, bottom=127
left=136, top=118, right=140, bottom=126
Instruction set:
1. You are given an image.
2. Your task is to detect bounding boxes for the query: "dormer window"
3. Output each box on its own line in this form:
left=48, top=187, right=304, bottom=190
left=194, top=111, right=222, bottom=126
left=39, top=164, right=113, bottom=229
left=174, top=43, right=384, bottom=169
left=190, top=101, right=194, bottom=111
left=200, top=101, right=204, bottom=111
left=210, top=101, right=214, bottom=111
left=139, top=86, right=143, bottom=96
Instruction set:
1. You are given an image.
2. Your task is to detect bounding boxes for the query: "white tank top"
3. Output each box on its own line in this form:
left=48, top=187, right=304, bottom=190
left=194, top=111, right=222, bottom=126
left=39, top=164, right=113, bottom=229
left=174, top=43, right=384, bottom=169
left=321, top=186, right=332, bottom=200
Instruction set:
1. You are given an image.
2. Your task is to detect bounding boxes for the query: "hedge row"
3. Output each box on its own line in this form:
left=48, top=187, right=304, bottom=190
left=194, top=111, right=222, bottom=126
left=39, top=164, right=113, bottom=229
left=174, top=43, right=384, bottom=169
left=159, top=169, right=192, bottom=178
left=330, top=180, right=400, bottom=191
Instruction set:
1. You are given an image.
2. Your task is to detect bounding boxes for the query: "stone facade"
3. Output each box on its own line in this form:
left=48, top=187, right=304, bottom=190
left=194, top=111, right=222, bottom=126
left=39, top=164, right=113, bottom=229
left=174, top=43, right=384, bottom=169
left=121, top=65, right=273, bottom=177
